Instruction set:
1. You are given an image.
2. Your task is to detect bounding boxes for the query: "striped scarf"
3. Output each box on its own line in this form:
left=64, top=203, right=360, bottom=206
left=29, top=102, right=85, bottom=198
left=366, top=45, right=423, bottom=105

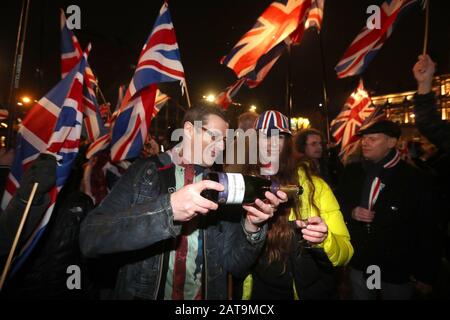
left=360, top=149, right=401, bottom=212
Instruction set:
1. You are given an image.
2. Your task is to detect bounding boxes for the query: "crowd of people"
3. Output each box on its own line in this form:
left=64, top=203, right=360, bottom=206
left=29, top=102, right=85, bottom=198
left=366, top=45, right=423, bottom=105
left=0, top=55, right=448, bottom=300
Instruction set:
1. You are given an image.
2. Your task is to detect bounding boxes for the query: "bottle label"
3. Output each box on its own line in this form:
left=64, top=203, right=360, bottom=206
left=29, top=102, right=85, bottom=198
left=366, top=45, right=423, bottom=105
left=218, top=173, right=245, bottom=204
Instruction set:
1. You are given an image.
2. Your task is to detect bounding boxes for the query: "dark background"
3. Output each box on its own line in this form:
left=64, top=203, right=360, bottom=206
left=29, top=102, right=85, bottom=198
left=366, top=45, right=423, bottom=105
left=0, top=0, right=449, bottom=129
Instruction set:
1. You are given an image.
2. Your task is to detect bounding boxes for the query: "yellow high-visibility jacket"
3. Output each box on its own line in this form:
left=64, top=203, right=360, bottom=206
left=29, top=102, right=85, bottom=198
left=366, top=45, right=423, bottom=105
left=242, top=167, right=354, bottom=299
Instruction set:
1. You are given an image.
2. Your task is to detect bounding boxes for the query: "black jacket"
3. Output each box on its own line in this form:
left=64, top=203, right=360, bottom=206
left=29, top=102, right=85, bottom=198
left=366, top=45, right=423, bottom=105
left=414, top=93, right=450, bottom=156
left=337, top=159, right=440, bottom=285
left=0, top=196, right=50, bottom=261
left=243, top=223, right=336, bottom=300
left=1, top=191, right=94, bottom=299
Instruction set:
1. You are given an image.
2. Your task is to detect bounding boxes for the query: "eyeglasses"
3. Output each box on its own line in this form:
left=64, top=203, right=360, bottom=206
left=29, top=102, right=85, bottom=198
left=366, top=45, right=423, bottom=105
left=200, top=126, right=227, bottom=144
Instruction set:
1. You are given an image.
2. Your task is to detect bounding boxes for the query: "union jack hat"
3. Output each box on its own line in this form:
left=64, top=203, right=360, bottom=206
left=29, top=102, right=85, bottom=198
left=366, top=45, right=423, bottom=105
left=254, top=110, right=292, bottom=136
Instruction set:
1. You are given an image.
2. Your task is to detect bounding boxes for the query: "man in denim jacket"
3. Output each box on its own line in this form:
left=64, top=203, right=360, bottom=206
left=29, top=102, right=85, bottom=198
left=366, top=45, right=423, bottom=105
left=80, top=105, right=287, bottom=300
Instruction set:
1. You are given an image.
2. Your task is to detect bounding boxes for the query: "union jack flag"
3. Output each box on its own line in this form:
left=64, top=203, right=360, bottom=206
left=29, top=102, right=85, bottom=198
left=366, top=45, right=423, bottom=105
left=86, top=88, right=168, bottom=160
left=255, top=110, right=291, bottom=135
left=290, top=0, right=324, bottom=43
left=340, top=103, right=387, bottom=158
left=1, top=46, right=90, bottom=275
left=358, top=103, right=387, bottom=132
left=304, top=0, right=324, bottom=30
left=220, top=0, right=319, bottom=96
left=60, top=9, right=106, bottom=142
left=245, top=0, right=323, bottom=88
left=245, top=41, right=287, bottom=89
left=330, top=80, right=376, bottom=153
left=222, top=0, right=312, bottom=78
left=81, top=74, right=107, bottom=142
left=86, top=86, right=125, bottom=159
left=153, top=89, right=170, bottom=117
left=216, top=78, right=247, bottom=109
left=110, top=2, right=184, bottom=162
left=335, top=0, right=418, bottom=79
left=60, top=9, right=97, bottom=86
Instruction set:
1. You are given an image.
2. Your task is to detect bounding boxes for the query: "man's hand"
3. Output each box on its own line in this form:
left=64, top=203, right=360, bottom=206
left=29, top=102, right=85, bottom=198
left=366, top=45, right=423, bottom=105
left=17, top=153, right=57, bottom=203
left=243, top=191, right=288, bottom=233
left=296, top=216, right=328, bottom=245
left=170, top=180, right=224, bottom=222
left=351, top=207, right=375, bottom=223
left=413, top=54, right=436, bottom=94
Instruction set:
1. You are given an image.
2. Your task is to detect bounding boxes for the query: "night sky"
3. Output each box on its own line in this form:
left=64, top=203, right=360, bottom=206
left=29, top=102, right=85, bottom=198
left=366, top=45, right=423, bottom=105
left=1, top=0, right=449, bottom=129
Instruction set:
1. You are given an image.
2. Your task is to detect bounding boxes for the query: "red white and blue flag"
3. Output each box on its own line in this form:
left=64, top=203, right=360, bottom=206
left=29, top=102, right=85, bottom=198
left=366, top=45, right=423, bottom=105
left=335, top=0, right=418, bottom=79
left=1, top=47, right=91, bottom=275
left=245, top=40, right=287, bottom=89
left=153, top=89, right=170, bottom=117
left=86, top=88, right=168, bottom=160
left=60, top=9, right=106, bottom=142
left=110, top=2, right=184, bottom=162
left=330, top=80, right=376, bottom=153
left=60, top=9, right=98, bottom=87
left=222, top=0, right=312, bottom=78
left=216, top=78, right=247, bottom=109
left=255, top=110, right=291, bottom=135
left=340, top=103, right=387, bottom=159
left=219, top=0, right=321, bottom=102
left=304, top=0, right=324, bottom=30
left=60, top=9, right=83, bottom=79
left=245, top=0, right=323, bottom=88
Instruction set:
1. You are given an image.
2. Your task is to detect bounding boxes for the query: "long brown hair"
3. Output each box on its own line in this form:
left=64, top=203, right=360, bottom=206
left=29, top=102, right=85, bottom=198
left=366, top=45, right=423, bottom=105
left=264, top=135, right=300, bottom=269
left=297, top=157, right=321, bottom=216
left=245, top=134, right=320, bottom=271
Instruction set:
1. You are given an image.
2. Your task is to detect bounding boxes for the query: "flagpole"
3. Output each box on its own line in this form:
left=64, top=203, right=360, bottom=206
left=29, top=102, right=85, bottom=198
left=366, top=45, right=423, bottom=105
left=6, top=0, right=31, bottom=149
left=0, top=183, right=38, bottom=291
left=183, top=83, right=192, bottom=108
left=318, top=30, right=331, bottom=144
left=96, top=85, right=108, bottom=105
left=422, top=0, right=430, bottom=54
left=286, top=44, right=294, bottom=126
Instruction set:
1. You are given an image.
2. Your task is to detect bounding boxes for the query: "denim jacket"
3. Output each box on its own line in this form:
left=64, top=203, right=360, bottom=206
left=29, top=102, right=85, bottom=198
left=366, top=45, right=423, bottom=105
left=79, top=153, right=266, bottom=300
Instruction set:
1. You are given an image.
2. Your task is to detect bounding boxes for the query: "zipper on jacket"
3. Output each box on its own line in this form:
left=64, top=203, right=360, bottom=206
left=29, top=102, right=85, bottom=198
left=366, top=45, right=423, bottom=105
left=154, top=249, right=165, bottom=299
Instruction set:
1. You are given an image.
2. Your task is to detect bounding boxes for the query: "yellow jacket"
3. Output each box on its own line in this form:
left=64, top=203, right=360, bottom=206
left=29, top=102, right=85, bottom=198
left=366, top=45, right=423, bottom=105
left=294, top=167, right=353, bottom=267
left=242, top=167, right=353, bottom=299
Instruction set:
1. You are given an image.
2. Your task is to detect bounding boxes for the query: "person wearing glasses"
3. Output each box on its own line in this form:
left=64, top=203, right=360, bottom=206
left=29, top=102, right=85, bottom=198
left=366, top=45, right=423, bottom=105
left=80, top=104, right=287, bottom=300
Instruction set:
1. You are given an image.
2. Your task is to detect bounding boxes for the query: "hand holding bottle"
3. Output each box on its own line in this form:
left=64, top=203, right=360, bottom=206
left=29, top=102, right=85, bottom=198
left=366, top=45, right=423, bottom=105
left=170, top=180, right=224, bottom=222
left=243, top=191, right=288, bottom=232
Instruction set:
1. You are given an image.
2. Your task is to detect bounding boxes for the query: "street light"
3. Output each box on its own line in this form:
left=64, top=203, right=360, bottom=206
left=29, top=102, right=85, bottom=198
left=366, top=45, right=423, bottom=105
left=249, top=105, right=257, bottom=112
left=204, top=94, right=216, bottom=103
left=21, top=96, right=32, bottom=104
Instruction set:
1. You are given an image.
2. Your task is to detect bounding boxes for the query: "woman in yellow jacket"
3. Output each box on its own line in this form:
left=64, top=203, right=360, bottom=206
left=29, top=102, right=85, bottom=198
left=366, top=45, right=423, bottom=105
left=240, top=111, right=353, bottom=300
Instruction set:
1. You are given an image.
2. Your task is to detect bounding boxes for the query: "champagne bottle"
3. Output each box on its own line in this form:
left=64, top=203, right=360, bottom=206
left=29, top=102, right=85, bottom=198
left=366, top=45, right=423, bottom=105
left=201, top=172, right=302, bottom=205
